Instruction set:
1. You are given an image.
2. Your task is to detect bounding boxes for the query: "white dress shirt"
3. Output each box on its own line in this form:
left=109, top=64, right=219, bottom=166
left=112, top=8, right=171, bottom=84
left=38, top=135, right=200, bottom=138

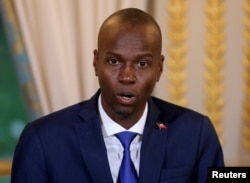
left=98, top=96, right=148, bottom=183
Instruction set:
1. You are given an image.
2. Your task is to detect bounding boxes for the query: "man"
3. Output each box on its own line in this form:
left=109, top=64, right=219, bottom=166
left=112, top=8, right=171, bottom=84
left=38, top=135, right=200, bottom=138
left=11, top=8, right=224, bottom=183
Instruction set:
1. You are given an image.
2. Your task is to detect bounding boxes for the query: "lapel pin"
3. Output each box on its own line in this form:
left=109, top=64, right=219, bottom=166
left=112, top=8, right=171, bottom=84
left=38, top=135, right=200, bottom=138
left=156, top=122, right=167, bottom=130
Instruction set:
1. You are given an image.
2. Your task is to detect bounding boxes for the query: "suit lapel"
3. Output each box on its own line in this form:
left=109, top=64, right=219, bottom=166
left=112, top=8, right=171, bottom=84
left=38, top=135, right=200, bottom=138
left=74, top=93, right=113, bottom=183
left=73, top=92, right=170, bottom=183
left=139, top=99, right=169, bottom=183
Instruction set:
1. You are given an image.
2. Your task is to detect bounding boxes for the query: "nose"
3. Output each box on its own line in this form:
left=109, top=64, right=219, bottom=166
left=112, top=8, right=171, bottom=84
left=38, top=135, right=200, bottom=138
left=118, top=65, right=136, bottom=84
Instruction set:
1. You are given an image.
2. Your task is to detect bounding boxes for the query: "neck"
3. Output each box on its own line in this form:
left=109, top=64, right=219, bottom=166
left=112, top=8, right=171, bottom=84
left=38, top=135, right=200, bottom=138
left=99, top=95, right=148, bottom=130
left=114, top=115, right=141, bottom=129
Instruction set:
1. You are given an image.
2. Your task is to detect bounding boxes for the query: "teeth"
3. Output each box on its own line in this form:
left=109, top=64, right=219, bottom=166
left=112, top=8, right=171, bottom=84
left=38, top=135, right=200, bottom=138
left=122, top=95, right=132, bottom=98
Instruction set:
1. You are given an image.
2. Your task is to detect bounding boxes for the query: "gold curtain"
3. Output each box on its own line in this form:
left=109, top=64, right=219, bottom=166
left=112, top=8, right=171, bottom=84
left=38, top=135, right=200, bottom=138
left=204, top=0, right=225, bottom=143
left=242, top=0, right=250, bottom=151
left=166, top=0, right=188, bottom=107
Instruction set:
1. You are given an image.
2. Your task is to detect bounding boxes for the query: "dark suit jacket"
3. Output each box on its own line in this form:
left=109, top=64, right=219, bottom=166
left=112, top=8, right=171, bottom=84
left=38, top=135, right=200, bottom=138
left=11, top=91, right=224, bottom=183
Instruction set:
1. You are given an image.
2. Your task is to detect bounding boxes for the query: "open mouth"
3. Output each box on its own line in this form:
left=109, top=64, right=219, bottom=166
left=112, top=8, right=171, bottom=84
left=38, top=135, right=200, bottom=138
left=121, top=94, right=133, bottom=98
left=117, top=93, right=136, bottom=104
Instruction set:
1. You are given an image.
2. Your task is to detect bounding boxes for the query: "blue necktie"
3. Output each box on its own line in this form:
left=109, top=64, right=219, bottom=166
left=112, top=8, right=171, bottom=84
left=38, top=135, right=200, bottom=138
left=115, top=132, right=138, bottom=183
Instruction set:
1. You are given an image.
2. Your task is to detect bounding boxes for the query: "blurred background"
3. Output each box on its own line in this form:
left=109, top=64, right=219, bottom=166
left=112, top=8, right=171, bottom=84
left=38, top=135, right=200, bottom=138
left=0, top=0, right=250, bottom=182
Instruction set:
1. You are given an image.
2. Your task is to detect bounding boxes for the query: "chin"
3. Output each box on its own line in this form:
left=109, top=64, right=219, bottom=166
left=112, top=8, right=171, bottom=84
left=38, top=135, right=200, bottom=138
left=115, top=106, right=135, bottom=117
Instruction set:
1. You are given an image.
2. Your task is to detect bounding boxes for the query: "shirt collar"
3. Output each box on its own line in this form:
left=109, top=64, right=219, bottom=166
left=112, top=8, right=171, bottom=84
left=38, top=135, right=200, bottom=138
left=98, top=95, right=147, bottom=137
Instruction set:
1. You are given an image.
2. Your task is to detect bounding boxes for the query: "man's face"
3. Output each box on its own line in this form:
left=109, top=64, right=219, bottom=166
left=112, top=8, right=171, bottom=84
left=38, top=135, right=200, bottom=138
left=93, top=23, right=164, bottom=124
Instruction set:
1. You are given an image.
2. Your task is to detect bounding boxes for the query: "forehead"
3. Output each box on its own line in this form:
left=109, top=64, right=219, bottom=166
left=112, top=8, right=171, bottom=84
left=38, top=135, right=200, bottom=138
left=99, top=22, right=160, bottom=52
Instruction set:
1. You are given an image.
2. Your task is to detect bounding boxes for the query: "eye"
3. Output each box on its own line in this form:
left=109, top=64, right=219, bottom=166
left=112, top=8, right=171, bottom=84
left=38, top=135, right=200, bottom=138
left=109, top=58, right=120, bottom=65
left=137, top=61, right=148, bottom=68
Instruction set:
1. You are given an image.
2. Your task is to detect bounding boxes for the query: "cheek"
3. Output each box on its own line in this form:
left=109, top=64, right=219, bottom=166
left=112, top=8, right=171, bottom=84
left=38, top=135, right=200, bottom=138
left=138, top=74, right=158, bottom=94
left=98, top=69, right=117, bottom=88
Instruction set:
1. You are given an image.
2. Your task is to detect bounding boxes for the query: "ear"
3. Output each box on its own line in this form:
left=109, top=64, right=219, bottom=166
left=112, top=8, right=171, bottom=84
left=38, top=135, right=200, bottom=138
left=93, top=49, right=99, bottom=76
left=156, top=55, right=164, bottom=81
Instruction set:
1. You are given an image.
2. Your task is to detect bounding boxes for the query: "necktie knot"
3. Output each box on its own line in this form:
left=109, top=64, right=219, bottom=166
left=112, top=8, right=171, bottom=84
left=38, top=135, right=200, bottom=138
left=115, top=131, right=137, bottom=150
